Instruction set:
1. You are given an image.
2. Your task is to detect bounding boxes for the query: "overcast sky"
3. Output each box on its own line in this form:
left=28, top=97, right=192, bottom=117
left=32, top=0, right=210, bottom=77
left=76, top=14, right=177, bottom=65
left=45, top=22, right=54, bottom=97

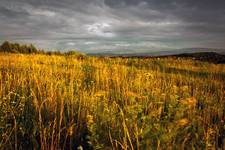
left=0, top=0, right=225, bottom=52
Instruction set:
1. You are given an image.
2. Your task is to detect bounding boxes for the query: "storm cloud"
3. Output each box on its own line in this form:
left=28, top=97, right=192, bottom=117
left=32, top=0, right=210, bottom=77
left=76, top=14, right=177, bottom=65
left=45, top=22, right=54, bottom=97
left=0, top=0, right=225, bottom=52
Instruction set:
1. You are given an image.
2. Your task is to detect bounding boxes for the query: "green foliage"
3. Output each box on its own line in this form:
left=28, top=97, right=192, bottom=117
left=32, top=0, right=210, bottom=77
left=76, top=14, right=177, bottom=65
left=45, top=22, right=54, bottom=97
left=0, top=41, right=39, bottom=54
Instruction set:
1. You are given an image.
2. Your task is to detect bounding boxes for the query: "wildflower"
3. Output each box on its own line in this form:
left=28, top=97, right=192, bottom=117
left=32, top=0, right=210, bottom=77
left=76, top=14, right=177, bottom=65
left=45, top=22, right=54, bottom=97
left=87, top=114, right=94, bottom=125
left=144, top=72, right=154, bottom=79
left=181, top=85, right=189, bottom=92
left=172, top=85, right=178, bottom=93
left=94, top=91, right=106, bottom=97
left=187, top=97, right=197, bottom=107
left=127, top=91, right=145, bottom=99
left=77, top=145, right=83, bottom=150
left=177, top=118, right=189, bottom=126
left=69, top=126, right=73, bottom=136
left=181, top=97, right=197, bottom=108
left=127, top=91, right=139, bottom=97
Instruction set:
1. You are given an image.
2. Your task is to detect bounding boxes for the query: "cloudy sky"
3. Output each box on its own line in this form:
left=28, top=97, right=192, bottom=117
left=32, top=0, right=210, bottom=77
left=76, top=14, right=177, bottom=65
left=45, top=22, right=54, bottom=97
left=0, top=0, right=225, bottom=53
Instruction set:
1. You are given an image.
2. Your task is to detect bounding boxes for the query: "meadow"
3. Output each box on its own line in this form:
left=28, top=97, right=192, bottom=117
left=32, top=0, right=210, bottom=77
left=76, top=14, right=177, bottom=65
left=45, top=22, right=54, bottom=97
left=0, top=53, right=224, bottom=150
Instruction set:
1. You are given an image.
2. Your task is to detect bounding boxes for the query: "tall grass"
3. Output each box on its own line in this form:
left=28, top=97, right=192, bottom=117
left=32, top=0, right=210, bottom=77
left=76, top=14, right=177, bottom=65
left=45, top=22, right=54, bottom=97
left=0, top=53, right=224, bottom=149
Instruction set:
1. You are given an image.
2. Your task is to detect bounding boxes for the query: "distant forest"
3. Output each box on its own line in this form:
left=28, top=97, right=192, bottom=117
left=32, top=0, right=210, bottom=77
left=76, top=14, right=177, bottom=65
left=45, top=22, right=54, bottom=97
left=0, top=41, right=85, bottom=56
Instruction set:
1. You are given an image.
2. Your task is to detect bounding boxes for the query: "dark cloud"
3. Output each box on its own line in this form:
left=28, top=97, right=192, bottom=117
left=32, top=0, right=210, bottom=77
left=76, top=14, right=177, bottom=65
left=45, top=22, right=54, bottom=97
left=0, top=0, right=225, bottom=51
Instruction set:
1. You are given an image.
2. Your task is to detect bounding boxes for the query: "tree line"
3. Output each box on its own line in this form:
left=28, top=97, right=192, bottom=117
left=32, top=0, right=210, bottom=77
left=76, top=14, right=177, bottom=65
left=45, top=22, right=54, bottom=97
left=0, top=41, right=42, bottom=54
left=0, top=41, right=87, bottom=58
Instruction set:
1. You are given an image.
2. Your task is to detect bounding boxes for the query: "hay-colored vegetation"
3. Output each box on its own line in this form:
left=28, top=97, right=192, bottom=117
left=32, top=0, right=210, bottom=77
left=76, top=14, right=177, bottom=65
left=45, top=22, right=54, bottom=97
left=0, top=53, right=224, bottom=149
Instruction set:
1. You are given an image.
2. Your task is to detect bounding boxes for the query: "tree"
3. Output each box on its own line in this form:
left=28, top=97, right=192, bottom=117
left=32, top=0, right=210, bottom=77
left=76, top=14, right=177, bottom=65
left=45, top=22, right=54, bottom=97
left=13, top=43, right=20, bottom=52
left=0, top=41, right=12, bottom=52
left=29, top=44, right=37, bottom=53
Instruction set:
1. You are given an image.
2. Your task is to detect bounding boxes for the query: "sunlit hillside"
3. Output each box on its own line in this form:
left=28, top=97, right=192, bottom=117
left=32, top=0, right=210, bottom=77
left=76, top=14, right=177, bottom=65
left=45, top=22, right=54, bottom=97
left=0, top=53, right=224, bottom=149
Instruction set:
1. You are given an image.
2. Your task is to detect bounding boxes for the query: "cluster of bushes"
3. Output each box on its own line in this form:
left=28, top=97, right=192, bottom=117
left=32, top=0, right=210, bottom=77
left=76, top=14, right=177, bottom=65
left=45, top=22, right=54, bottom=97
left=0, top=41, right=41, bottom=54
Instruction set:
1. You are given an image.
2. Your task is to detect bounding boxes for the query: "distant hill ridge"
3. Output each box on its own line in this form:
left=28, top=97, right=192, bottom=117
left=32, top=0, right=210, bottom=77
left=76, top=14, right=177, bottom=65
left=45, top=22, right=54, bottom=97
left=90, top=50, right=225, bottom=64
left=173, top=52, right=225, bottom=64
left=88, top=48, right=225, bottom=64
left=106, top=52, right=225, bottom=64
left=89, top=48, right=225, bottom=56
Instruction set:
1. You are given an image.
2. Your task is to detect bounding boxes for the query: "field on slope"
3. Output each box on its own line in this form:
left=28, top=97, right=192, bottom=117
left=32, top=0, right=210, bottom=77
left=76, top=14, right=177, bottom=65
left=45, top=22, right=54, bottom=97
left=0, top=53, right=224, bottom=150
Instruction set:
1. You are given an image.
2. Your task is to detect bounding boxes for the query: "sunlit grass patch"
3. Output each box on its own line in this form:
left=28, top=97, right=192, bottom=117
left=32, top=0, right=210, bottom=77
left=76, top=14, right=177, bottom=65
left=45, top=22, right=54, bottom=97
left=0, top=53, right=224, bottom=149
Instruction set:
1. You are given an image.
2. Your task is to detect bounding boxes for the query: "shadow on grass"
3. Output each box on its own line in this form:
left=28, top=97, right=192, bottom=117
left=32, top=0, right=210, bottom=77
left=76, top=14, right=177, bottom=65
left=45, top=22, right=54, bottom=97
left=162, top=67, right=225, bottom=81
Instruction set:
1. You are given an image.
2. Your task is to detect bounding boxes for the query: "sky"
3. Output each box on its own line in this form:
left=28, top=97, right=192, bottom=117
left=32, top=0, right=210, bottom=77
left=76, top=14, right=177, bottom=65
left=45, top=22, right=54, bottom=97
left=0, top=0, right=225, bottom=53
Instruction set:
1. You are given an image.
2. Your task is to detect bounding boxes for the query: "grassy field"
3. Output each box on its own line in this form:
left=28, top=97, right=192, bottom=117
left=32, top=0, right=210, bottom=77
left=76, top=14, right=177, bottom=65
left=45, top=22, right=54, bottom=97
left=0, top=53, right=224, bottom=150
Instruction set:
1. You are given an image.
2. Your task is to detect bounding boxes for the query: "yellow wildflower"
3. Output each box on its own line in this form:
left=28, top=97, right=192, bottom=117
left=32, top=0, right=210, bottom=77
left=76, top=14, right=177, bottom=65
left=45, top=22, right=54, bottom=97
left=178, top=118, right=189, bottom=126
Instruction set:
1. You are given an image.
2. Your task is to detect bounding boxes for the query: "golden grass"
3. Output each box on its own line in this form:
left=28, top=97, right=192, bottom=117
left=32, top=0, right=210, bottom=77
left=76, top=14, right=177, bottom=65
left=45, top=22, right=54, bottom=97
left=0, top=53, right=224, bottom=150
